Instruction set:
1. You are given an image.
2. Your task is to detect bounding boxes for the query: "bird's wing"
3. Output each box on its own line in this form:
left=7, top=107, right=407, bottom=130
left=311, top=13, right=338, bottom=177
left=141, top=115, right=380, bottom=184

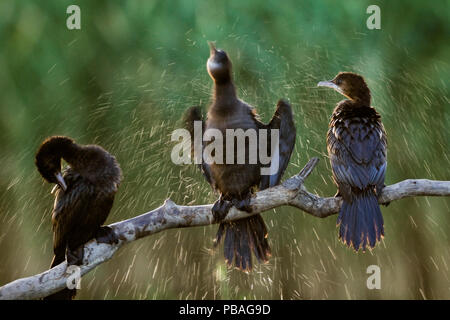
left=183, top=106, right=214, bottom=186
left=328, top=117, right=387, bottom=193
left=258, top=99, right=296, bottom=190
left=52, top=169, right=114, bottom=253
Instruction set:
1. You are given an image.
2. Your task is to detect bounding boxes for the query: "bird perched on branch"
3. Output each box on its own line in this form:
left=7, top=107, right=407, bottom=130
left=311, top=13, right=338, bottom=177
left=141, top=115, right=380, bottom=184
left=318, top=72, right=387, bottom=251
left=35, top=136, right=122, bottom=299
left=184, top=43, right=296, bottom=271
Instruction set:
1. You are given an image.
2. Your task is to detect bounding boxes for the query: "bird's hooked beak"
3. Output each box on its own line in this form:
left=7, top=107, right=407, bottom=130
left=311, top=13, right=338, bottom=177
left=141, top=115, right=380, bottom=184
left=208, top=41, right=218, bottom=57
left=53, top=172, right=67, bottom=193
left=317, top=80, right=345, bottom=95
left=207, top=41, right=223, bottom=76
left=318, top=80, right=353, bottom=100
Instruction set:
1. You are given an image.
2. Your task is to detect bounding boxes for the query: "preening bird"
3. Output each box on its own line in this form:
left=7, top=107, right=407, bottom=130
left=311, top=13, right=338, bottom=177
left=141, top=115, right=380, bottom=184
left=35, top=136, right=122, bottom=299
left=184, top=43, right=296, bottom=271
left=318, top=72, right=387, bottom=251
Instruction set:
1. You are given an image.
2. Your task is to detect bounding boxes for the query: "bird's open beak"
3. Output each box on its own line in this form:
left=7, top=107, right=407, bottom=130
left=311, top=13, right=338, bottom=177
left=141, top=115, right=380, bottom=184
left=208, top=41, right=217, bottom=56
left=54, top=172, right=67, bottom=192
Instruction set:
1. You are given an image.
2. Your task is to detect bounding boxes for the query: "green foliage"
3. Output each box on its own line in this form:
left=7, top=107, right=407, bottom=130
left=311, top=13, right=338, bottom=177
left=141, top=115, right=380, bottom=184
left=0, top=1, right=448, bottom=299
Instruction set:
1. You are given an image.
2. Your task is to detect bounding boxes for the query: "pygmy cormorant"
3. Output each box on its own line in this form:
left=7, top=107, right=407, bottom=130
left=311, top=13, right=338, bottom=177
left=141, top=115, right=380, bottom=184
left=185, top=43, right=296, bottom=271
left=35, top=136, right=122, bottom=299
left=318, top=72, right=387, bottom=251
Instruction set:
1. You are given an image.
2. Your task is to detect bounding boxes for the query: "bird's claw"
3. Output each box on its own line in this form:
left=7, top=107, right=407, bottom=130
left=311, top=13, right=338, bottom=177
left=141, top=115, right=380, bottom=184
left=212, top=198, right=232, bottom=222
left=231, top=197, right=252, bottom=213
left=96, top=226, right=119, bottom=245
left=66, top=246, right=83, bottom=266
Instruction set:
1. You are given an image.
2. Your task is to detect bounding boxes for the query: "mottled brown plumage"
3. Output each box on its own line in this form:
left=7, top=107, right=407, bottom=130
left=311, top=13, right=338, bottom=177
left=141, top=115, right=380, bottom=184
left=185, top=43, right=296, bottom=270
left=35, top=136, right=122, bottom=299
left=318, top=72, right=387, bottom=251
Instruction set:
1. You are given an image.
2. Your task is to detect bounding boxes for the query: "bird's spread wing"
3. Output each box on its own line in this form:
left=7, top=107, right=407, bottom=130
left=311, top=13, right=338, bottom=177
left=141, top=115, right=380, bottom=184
left=328, top=115, right=387, bottom=193
left=183, top=106, right=214, bottom=186
left=259, top=99, right=296, bottom=190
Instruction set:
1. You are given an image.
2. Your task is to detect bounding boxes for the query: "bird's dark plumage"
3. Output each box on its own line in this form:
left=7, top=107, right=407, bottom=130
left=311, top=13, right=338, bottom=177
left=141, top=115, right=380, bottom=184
left=319, top=72, right=387, bottom=251
left=185, top=43, right=296, bottom=270
left=35, top=136, right=122, bottom=299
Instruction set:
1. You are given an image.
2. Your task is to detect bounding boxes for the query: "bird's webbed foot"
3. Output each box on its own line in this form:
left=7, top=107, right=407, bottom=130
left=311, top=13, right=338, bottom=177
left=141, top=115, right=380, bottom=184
left=96, top=226, right=119, bottom=245
left=212, top=195, right=233, bottom=223
left=66, top=246, right=84, bottom=266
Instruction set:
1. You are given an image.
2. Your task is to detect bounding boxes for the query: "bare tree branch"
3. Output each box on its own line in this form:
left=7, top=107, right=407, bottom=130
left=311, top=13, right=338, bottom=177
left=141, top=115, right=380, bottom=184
left=0, top=157, right=449, bottom=300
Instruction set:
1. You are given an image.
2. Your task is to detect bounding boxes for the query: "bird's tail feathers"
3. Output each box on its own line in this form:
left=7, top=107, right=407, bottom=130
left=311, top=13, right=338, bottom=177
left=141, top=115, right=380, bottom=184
left=337, top=189, right=384, bottom=251
left=215, top=214, right=271, bottom=271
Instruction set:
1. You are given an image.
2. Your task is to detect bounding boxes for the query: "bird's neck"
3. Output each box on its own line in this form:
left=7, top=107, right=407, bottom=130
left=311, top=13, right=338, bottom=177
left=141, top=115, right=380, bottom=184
left=339, top=92, right=371, bottom=110
left=211, top=80, right=238, bottom=112
left=348, top=86, right=371, bottom=106
left=59, top=143, right=81, bottom=165
left=61, top=145, right=120, bottom=186
left=354, top=91, right=371, bottom=106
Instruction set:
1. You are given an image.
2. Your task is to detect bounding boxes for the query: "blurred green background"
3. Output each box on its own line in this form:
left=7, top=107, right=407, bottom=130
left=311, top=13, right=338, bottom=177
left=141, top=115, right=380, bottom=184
left=0, top=0, right=449, bottom=299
